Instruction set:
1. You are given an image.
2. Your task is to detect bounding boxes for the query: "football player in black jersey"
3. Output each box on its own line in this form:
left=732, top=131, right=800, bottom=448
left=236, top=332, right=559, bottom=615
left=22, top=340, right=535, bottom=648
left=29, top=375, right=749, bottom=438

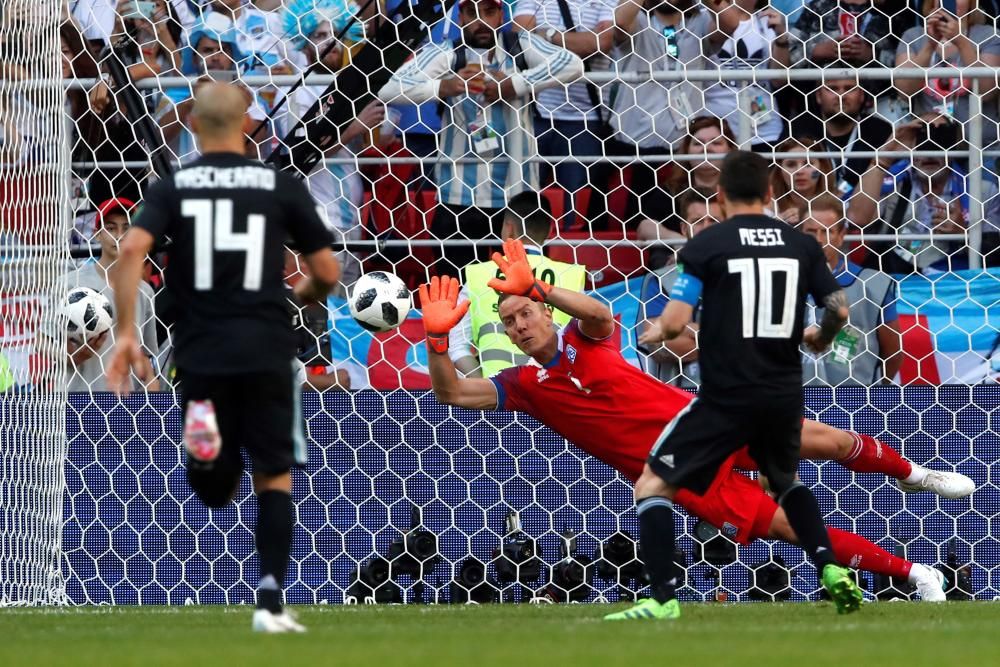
left=618, top=150, right=863, bottom=620
left=107, top=83, right=340, bottom=632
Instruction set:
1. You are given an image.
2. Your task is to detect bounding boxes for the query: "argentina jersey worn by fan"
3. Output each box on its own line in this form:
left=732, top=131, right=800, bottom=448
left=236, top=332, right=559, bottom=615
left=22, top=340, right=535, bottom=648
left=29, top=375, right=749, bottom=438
left=134, top=153, right=332, bottom=374
left=491, top=321, right=695, bottom=481
left=670, top=214, right=841, bottom=406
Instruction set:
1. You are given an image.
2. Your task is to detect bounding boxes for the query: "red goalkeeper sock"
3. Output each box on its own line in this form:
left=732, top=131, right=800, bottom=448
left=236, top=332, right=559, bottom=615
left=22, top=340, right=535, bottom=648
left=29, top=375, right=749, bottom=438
left=839, top=432, right=913, bottom=480
left=828, top=527, right=912, bottom=580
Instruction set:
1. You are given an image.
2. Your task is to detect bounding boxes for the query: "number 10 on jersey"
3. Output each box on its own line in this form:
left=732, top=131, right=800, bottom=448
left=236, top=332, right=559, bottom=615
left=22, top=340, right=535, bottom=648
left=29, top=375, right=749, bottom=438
left=183, top=199, right=265, bottom=291
left=728, top=257, right=799, bottom=339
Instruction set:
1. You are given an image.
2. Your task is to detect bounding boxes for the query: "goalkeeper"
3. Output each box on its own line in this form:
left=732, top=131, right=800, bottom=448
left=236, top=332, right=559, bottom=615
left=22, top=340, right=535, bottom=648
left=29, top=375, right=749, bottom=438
left=421, top=239, right=972, bottom=618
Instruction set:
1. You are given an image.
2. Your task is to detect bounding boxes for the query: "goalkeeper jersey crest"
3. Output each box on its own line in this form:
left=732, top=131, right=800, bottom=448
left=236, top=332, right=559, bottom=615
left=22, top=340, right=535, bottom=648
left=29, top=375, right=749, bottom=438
left=490, top=320, right=694, bottom=481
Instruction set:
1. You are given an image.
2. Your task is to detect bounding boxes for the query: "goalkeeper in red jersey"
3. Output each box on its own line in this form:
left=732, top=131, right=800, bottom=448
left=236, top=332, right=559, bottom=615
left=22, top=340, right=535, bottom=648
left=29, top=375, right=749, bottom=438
left=421, top=239, right=972, bottom=616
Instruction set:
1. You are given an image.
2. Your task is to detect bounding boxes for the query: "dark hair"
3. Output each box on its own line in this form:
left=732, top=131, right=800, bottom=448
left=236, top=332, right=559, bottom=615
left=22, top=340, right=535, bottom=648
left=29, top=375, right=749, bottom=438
left=668, top=116, right=738, bottom=193
left=769, top=137, right=837, bottom=215
left=505, top=191, right=553, bottom=245
left=719, top=151, right=770, bottom=204
left=675, top=187, right=717, bottom=221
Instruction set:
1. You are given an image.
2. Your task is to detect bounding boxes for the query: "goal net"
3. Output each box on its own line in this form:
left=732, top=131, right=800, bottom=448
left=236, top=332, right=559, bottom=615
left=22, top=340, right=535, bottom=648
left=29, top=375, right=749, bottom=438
left=1, top=0, right=998, bottom=605
left=0, top=0, right=70, bottom=605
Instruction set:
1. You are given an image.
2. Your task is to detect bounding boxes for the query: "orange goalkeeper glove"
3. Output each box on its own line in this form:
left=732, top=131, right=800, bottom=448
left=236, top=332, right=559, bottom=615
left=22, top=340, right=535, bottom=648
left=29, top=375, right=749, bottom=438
left=487, top=238, right=552, bottom=302
left=419, top=275, right=470, bottom=354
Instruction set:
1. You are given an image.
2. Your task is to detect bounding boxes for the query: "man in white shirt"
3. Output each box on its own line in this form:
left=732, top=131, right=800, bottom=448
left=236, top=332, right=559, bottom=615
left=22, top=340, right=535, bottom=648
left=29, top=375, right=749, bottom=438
left=701, top=0, right=791, bottom=148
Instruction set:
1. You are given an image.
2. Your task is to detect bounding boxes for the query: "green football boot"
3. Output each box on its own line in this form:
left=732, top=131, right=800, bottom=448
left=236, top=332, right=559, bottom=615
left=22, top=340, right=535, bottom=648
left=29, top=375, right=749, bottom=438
left=821, top=564, right=864, bottom=614
left=603, top=597, right=681, bottom=621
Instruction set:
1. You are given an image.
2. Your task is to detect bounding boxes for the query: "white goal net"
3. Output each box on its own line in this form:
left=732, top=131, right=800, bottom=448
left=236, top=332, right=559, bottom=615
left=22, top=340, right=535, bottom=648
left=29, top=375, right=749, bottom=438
left=0, top=0, right=70, bottom=605
left=1, top=0, right=998, bottom=605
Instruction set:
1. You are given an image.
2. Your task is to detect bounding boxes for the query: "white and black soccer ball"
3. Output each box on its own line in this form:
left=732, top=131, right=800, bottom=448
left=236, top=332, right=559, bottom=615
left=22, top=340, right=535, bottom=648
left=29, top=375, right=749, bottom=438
left=64, top=286, right=113, bottom=342
left=348, top=271, right=411, bottom=333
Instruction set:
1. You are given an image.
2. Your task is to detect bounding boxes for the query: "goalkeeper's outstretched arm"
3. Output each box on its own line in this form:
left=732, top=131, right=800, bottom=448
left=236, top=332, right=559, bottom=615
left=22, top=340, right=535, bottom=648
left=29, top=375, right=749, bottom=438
left=421, top=275, right=500, bottom=410
left=427, top=343, right=500, bottom=410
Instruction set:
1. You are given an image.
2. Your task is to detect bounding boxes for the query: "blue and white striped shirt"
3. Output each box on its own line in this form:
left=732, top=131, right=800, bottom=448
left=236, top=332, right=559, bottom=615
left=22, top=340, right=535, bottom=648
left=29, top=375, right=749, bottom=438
left=379, top=31, right=584, bottom=209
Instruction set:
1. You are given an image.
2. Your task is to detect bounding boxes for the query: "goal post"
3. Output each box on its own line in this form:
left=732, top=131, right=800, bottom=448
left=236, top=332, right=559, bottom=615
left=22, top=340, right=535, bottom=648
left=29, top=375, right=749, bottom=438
left=0, top=0, right=71, bottom=606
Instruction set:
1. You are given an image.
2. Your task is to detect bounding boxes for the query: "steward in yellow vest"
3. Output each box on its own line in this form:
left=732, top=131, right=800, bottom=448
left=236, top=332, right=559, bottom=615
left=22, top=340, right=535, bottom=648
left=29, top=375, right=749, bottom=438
left=466, top=248, right=586, bottom=376
left=449, top=191, right=587, bottom=377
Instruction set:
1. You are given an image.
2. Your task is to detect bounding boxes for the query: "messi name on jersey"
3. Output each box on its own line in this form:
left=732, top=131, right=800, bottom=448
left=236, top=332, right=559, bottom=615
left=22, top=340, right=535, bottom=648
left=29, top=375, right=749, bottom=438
left=738, top=227, right=785, bottom=247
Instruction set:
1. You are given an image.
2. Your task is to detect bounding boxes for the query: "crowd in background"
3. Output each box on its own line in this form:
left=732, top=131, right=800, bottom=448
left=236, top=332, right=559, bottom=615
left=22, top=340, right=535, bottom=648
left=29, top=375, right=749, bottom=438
left=3, top=0, right=1000, bottom=391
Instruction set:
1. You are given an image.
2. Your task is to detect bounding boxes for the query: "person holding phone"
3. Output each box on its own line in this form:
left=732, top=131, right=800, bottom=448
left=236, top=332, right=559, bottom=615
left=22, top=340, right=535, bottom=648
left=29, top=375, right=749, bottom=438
left=378, top=0, right=584, bottom=276
left=700, top=0, right=791, bottom=148
left=115, top=0, right=183, bottom=79
left=895, top=0, right=1000, bottom=150
left=848, top=114, right=1000, bottom=273
left=790, top=0, right=896, bottom=68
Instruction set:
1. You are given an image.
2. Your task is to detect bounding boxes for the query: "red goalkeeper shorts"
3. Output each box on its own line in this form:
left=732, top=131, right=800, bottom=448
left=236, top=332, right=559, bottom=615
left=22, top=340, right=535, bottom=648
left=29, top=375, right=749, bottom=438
left=674, top=450, right=778, bottom=545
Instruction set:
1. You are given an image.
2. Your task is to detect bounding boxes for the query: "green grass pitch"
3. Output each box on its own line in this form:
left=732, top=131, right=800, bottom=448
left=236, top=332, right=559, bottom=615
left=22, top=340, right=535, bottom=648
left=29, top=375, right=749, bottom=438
left=3, top=602, right=996, bottom=667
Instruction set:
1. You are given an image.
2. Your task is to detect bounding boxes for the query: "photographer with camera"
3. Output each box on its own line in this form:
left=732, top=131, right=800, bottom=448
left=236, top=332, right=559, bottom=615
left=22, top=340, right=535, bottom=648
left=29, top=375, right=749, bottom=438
left=848, top=114, right=1000, bottom=273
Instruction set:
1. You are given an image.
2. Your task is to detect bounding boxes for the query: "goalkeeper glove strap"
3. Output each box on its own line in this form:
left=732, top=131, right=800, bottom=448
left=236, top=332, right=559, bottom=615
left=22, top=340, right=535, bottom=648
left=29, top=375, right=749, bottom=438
left=526, top=280, right=552, bottom=302
left=427, top=335, right=449, bottom=354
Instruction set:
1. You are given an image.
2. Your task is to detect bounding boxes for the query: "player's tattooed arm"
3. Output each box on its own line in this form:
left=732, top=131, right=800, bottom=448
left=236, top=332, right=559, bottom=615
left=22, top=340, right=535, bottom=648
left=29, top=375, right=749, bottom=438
left=804, top=289, right=849, bottom=353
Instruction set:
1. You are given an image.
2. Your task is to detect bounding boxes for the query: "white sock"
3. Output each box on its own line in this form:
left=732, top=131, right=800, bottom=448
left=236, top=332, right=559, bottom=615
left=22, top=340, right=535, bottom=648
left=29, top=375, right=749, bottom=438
left=902, top=465, right=927, bottom=485
left=907, top=563, right=926, bottom=584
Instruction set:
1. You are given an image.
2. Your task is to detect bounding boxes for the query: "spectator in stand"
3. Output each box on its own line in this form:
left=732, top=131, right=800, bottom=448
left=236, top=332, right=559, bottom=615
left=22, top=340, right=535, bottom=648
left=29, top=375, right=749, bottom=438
left=610, top=0, right=730, bottom=229
left=186, top=19, right=245, bottom=74
left=789, top=70, right=892, bottom=196
left=382, top=0, right=462, bottom=190
left=799, top=193, right=901, bottom=386
left=513, top=0, right=616, bottom=228
left=63, top=20, right=113, bottom=237
left=791, top=0, right=897, bottom=68
left=377, top=0, right=583, bottom=276
left=769, top=136, right=837, bottom=224
left=635, top=187, right=721, bottom=387
left=895, top=0, right=1000, bottom=151
left=203, top=0, right=304, bottom=73
left=848, top=115, right=1000, bottom=273
left=449, top=191, right=586, bottom=377
left=702, top=0, right=791, bottom=148
left=667, top=116, right=738, bottom=199
left=60, top=198, right=160, bottom=392
left=157, top=21, right=270, bottom=162
left=59, top=14, right=151, bottom=236
left=279, top=0, right=393, bottom=294
left=771, top=0, right=807, bottom=27
left=636, top=116, right=735, bottom=270
left=113, top=0, right=183, bottom=81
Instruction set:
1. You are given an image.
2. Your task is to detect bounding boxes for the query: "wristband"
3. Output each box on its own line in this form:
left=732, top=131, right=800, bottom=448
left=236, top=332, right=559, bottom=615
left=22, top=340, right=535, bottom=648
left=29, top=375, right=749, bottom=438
left=427, top=334, right=449, bottom=354
left=525, top=280, right=552, bottom=303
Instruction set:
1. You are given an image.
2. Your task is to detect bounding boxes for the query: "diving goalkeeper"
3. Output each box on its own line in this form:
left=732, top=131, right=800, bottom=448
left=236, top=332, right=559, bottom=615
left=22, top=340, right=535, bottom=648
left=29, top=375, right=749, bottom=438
left=421, top=239, right=972, bottom=618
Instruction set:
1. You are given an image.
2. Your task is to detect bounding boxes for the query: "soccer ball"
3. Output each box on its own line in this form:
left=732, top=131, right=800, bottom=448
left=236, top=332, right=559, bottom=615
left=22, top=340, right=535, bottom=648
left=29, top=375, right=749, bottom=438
left=64, top=286, right=113, bottom=343
left=348, top=271, right=411, bottom=333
